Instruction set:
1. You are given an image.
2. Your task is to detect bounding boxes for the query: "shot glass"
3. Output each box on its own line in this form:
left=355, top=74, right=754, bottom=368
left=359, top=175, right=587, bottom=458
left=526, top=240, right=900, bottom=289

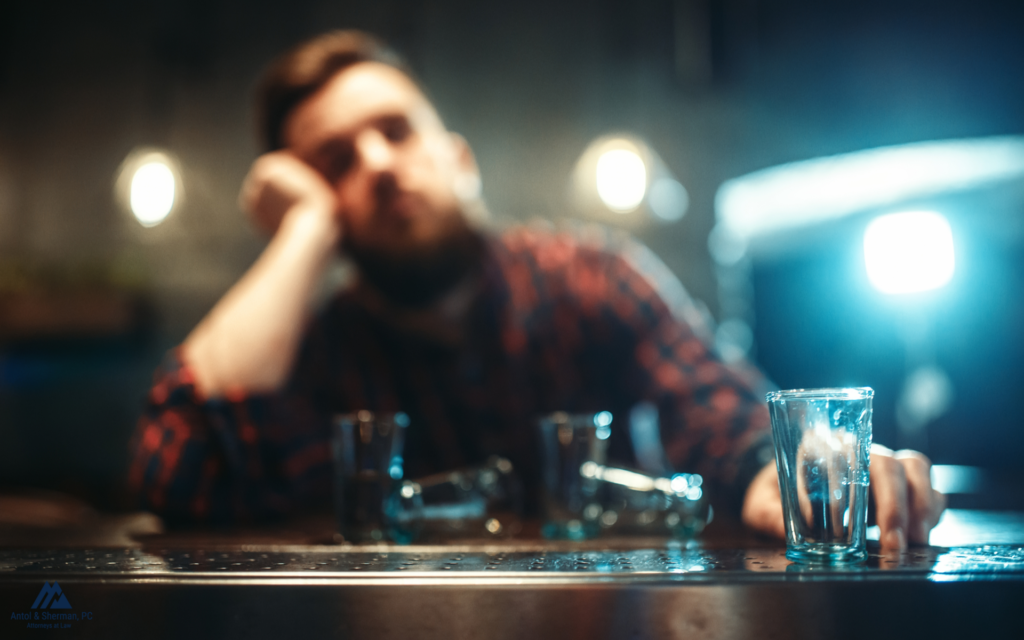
left=538, top=411, right=612, bottom=540
left=331, top=410, right=414, bottom=543
left=766, top=388, right=873, bottom=564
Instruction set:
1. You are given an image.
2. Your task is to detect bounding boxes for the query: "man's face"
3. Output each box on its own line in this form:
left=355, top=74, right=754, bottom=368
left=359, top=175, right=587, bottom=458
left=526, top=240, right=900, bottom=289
left=283, top=62, right=474, bottom=259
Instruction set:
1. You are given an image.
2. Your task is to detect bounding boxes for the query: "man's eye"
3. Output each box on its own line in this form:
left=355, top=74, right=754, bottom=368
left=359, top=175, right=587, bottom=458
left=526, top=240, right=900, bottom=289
left=321, top=148, right=354, bottom=182
left=380, top=117, right=411, bottom=143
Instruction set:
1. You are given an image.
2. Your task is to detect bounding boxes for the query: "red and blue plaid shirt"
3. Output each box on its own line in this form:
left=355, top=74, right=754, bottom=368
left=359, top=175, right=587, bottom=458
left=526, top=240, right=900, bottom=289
left=129, top=226, right=773, bottom=524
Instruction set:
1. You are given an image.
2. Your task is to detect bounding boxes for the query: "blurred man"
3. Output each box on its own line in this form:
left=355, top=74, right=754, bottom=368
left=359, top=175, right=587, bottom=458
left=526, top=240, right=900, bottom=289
left=129, top=31, right=943, bottom=548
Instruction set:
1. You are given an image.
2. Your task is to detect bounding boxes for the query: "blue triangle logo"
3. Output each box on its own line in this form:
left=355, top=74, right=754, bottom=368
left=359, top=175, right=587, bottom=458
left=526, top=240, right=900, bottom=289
left=51, top=593, right=72, bottom=609
left=31, top=582, right=72, bottom=609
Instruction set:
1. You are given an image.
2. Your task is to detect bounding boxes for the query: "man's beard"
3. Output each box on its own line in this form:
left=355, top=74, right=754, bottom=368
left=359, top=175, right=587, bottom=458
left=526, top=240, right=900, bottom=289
left=343, top=215, right=486, bottom=309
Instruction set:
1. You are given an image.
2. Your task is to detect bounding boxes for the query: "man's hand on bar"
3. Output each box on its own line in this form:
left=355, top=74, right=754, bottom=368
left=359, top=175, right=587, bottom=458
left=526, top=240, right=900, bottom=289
left=741, top=446, right=947, bottom=551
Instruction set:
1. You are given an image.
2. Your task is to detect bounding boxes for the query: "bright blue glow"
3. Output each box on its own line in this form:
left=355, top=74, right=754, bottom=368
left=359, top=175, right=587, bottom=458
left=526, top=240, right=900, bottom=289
left=864, top=211, right=955, bottom=294
left=930, top=465, right=985, bottom=494
left=714, top=136, right=1024, bottom=245
left=670, top=474, right=690, bottom=493
left=594, top=411, right=613, bottom=428
left=389, top=460, right=404, bottom=479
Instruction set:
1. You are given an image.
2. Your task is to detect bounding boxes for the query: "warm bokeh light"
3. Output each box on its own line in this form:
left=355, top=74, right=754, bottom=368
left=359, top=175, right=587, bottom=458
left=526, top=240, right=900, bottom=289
left=864, top=210, right=955, bottom=294
left=115, top=149, right=181, bottom=228
left=130, top=161, right=176, bottom=226
left=595, top=148, right=647, bottom=212
left=572, top=135, right=686, bottom=225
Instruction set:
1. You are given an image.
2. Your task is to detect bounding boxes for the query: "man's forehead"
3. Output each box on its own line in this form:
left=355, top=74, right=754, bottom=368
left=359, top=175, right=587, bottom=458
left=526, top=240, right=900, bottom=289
left=283, top=62, right=439, bottom=150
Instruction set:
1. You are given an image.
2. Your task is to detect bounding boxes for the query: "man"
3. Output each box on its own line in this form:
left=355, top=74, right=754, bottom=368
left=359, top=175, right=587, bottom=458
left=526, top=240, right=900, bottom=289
left=129, top=30, right=944, bottom=549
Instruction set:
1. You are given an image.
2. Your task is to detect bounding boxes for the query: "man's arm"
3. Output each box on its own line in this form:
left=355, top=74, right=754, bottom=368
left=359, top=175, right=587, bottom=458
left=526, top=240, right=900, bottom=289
left=129, top=153, right=341, bottom=521
left=183, top=152, right=341, bottom=397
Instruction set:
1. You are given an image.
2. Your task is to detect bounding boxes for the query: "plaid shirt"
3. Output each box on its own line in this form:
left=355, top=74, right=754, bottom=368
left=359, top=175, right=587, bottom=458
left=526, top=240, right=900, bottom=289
left=129, top=226, right=773, bottom=524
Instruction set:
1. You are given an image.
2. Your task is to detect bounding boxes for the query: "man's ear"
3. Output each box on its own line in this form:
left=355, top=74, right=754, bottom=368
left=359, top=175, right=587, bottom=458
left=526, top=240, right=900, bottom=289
left=448, top=132, right=482, bottom=202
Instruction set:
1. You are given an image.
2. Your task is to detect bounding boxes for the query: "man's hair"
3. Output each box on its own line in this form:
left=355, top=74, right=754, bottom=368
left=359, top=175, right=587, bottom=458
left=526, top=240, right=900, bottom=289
left=256, top=30, right=411, bottom=151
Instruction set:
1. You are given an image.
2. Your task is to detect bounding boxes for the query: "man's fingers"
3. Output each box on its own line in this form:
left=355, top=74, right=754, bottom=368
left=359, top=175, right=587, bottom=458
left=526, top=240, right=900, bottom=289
left=870, top=448, right=909, bottom=551
left=239, top=151, right=338, bottom=236
left=741, top=463, right=787, bottom=540
left=239, top=154, right=290, bottom=235
left=895, top=450, right=947, bottom=544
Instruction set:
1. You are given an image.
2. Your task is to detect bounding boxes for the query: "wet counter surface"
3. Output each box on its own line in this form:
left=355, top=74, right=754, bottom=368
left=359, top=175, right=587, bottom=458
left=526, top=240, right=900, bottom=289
left=2, top=543, right=1024, bottom=582
left=1, top=509, right=1023, bottom=639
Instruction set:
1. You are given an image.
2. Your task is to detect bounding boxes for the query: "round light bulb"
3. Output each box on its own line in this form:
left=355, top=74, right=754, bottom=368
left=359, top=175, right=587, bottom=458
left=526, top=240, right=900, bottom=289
left=130, top=161, right=176, bottom=227
left=595, top=149, right=647, bottom=212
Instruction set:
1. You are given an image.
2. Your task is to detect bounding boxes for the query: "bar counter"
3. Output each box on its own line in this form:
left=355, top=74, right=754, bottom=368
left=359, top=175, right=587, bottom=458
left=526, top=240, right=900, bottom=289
left=2, top=509, right=1023, bottom=639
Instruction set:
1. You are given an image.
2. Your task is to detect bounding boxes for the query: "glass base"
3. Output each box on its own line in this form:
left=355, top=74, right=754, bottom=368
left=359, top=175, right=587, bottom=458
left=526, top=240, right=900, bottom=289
left=786, top=543, right=867, bottom=565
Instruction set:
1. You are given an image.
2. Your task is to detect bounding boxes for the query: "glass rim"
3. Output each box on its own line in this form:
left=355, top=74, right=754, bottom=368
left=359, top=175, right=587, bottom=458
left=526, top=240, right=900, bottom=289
left=537, top=411, right=613, bottom=428
left=765, top=387, right=874, bottom=402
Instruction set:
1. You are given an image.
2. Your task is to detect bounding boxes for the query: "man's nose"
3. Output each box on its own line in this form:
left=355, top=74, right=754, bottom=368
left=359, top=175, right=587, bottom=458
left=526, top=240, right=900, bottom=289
left=354, top=130, right=396, bottom=175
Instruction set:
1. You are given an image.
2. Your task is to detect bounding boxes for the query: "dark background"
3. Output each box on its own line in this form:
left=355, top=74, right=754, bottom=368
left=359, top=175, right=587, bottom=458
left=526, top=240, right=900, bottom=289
left=1, top=0, right=1023, bottom=510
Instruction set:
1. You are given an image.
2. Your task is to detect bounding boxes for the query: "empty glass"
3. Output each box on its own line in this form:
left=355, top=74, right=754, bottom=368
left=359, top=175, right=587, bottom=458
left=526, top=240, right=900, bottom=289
left=332, top=411, right=416, bottom=543
left=538, top=411, right=612, bottom=540
left=767, top=388, right=873, bottom=564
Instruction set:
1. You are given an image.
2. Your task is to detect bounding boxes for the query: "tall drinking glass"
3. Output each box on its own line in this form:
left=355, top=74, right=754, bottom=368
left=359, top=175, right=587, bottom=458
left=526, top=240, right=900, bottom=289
left=332, top=411, right=413, bottom=543
left=766, top=388, right=873, bottom=564
left=538, top=411, right=612, bottom=540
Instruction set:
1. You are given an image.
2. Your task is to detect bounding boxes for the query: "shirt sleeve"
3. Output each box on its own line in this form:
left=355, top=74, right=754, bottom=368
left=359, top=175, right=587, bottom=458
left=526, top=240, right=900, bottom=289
left=597, top=243, right=775, bottom=512
left=127, top=347, right=332, bottom=525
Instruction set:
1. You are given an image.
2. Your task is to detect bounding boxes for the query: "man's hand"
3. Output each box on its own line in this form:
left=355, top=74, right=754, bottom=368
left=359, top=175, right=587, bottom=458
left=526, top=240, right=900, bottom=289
left=239, top=151, right=338, bottom=237
left=869, top=445, right=946, bottom=548
left=741, top=446, right=947, bottom=550
left=184, top=151, right=344, bottom=397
